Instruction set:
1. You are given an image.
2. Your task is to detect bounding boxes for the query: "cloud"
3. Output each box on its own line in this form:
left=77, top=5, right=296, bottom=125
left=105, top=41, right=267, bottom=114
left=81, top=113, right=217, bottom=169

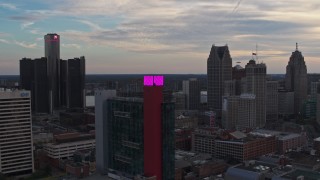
left=14, top=41, right=37, bottom=48
left=62, top=43, right=81, bottom=49
left=0, top=39, right=10, bottom=44
left=21, top=22, right=34, bottom=29
left=0, top=3, right=17, bottom=10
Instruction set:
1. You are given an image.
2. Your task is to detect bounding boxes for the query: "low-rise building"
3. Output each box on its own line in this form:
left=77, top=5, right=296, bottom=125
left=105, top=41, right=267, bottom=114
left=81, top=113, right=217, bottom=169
left=43, top=132, right=95, bottom=159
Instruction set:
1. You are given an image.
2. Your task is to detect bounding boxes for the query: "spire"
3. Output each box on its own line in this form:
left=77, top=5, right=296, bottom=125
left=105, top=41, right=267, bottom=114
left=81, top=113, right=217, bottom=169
left=296, top=42, right=298, bottom=51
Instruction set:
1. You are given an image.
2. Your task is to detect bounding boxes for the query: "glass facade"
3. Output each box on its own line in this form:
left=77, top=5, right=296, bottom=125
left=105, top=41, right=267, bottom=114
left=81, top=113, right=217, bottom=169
left=162, top=102, right=175, bottom=180
left=107, top=99, right=144, bottom=177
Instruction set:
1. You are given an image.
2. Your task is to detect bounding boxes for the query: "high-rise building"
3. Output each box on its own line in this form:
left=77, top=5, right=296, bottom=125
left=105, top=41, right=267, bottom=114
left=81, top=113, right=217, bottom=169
left=66, top=57, right=85, bottom=109
left=236, top=94, right=256, bottom=130
left=266, top=81, right=279, bottom=122
left=95, top=76, right=174, bottom=179
left=20, top=33, right=85, bottom=114
left=144, top=75, right=175, bottom=180
left=0, top=90, right=34, bottom=176
left=20, top=57, right=49, bottom=113
left=311, top=81, right=320, bottom=100
left=183, top=78, right=200, bottom=110
left=245, top=60, right=266, bottom=128
left=45, top=33, right=60, bottom=112
left=95, top=90, right=117, bottom=174
left=207, top=45, right=232, bottom=115
left=172, top=91, right=186, bottom=110
left=222, top=94, right=256, bottom=130
left=278, top=90, right=294, bottom=116
left=285, top=44, right=307, bottom=114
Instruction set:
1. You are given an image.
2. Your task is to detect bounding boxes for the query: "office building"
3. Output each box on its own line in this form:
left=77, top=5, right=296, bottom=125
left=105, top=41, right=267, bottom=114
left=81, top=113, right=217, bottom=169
left=207, top=45, right=232, bottom=115
left=20, top=57, right=49, bottom=113
left=266, top=81, right=278, bottom=122
left=66, top=57, right=85, bottom=109
left=245, top=60, right=266, bottom=128
left=236, top=94, right=256, bottom=130
left=96, top=76, right=175, bottom=179
left=222, top=96, right=239, bottom=129
left=311, top=81, right=320, bottom=100
left=182, top=78, right=200, bottom=110
left=222, top=94, right=256, bottom=130
left=45, top=33, right=60, bottom=111
left=20, top=33, right=86, bottom=114
left=95, top=90, right=117, bottom=174
left=285, top=44, right=307, bottom=114
left=0, top=90, right=34, bottom=176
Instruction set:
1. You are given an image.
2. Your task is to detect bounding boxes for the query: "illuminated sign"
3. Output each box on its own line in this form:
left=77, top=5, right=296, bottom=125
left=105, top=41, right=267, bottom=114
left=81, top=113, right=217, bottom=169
left=144, top=76, right=164, bottom=86
left=54, top=35, right=58, bottom=39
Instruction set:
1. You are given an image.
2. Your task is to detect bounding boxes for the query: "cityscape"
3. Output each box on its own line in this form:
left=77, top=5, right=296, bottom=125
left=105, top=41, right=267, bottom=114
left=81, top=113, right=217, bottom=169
left=1, top=1, right=320, bottom=180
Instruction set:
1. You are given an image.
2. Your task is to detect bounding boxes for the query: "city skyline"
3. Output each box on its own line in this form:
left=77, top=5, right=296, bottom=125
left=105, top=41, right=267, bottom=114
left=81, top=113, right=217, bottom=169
left=1, top=0, right=320, bottom=75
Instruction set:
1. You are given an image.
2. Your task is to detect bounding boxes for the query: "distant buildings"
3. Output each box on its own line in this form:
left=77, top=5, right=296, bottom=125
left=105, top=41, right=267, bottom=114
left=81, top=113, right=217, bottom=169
left=207, top=45, right=232, bottom=116
left=95, top=76, right=175, bottom=179
left=266, top=81, right=279, bottom=122
left=285, top=44, right=307, bottom=114
left=19, top=33, right=85, bottom=114
left=0, top=90, right=34, bottom=176
left=183, top=78, right=200, bottom=110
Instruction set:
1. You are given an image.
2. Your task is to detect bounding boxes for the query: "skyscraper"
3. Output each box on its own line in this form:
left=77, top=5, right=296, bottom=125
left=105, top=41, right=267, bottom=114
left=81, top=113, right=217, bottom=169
left=0, top=90, right=34, bottom=176
left=266, top=81, right=279, bottom=122
left=20, top=57, right=49, bottom=113
left=45, top=33, right=60, bottom=112
left=285, top=44, right=307, bottom=114
left=20, top=33, right=85, bottom=114
left=207, top=45, right=232, bottom=116
left=183, top=78, right=200, bottom=110
left=245, top=60, right=266, bottom=128
left=66, top=57, right=86, bottom=109
left=95, top=76, right=174, bottom=179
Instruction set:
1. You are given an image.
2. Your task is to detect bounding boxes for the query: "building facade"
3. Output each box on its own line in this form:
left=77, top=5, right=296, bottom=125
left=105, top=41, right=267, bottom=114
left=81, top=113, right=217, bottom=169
left=207, top=45, right=232, bottom=115
left=0, top=90, right=34, bottom=176
left=266, top=81, right=279, bottom=122
left=285, top=44, right=308, bottom=114
left=245, top=60, right=266, bottom=128
left=183, top=78, right=200, bottom=110
left=45, top=33, right=60, bottom=111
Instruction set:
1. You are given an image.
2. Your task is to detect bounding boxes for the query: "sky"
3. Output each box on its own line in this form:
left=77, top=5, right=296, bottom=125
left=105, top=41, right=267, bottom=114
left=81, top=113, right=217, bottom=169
left=1, top=0, right=320, bottom=75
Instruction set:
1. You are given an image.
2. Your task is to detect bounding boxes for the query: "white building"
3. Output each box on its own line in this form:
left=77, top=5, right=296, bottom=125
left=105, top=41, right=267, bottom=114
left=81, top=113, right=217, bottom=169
left=0, top=90, right=34, bottom=176
left=43, top=137, right=95, bottom=159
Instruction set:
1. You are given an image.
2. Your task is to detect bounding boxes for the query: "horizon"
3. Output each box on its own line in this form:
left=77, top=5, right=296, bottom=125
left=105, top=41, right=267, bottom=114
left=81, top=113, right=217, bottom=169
left=1, top=0, right=320, bottom=75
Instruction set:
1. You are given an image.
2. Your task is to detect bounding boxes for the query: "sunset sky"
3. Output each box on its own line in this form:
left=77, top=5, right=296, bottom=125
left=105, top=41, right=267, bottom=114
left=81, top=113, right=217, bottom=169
left=1, top=0, right=320, bottom=75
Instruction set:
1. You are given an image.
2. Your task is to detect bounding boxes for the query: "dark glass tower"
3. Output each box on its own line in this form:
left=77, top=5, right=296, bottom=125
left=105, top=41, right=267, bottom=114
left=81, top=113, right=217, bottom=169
left=44, top=33, right=60, bottom=112
left=20, top=57, right=49, bottom=113
left=285, top=44, right=307, bottom=114
left=207, top=45, right=232, bottom=116
left=67, top=57, right=85, bottom=109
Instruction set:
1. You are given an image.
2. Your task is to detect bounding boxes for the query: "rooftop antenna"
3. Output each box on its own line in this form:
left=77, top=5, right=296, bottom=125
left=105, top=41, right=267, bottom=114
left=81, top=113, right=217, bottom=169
left=296, top=42, right=298, bottom=51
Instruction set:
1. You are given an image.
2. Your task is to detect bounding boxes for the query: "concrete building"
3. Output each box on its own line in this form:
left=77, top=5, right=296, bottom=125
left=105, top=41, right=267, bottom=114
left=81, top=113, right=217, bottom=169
left=245, top=60, right=266, bottom=128
left=222, top=96, right=239, bottom=129
left=222, top=94, right=256, bottom=130
left=311, top=81, right=320, bottom=100
left=236, top=94, right=256, bottom=130
left=94, top=90, right=117, bottom=174
left=285, top=44, right=308, bottom=114
left=207, top=45, right=232, bottom=116
left=43, top=132, right=95, bottom=159
left=266, top=81, right=279, bottom=122
left=183, top=78, right=200, bottom=110
left=192, top=128, right=217, bottom=155
left=0, top=90, right=34, bottom=176
left=277, top=133, right=307, bottom=154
